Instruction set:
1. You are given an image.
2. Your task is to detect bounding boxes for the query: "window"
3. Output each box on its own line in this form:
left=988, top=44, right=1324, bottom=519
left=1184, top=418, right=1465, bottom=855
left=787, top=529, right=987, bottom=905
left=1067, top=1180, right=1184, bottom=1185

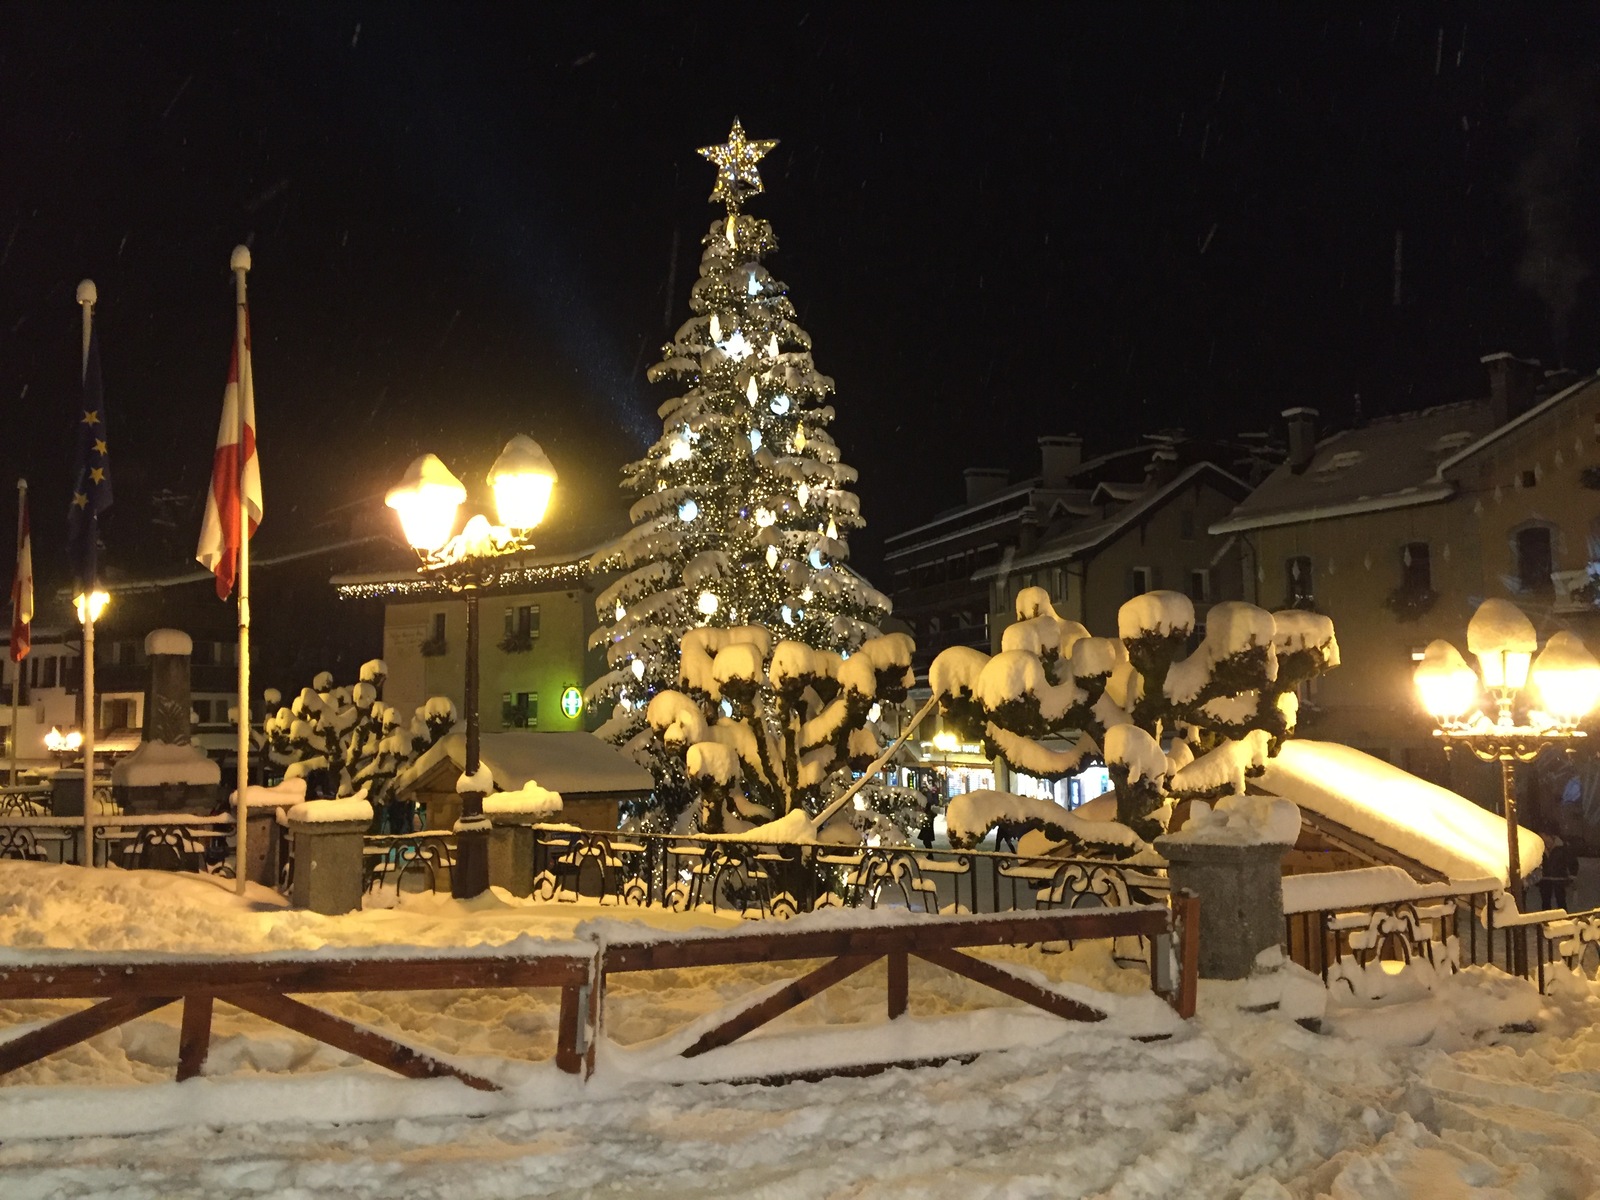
left=1515, top=527, right=1554, bottom=593
left=432, top=613, right=447, bottom=642
left=1129, top=566, right=1152, bottom=598
left=1401, top=542, right=1431, bottom=593
left=519, top=605, right=539, bottom=638
left=38, top=657, right=57, bottom=689
left=502, top=692, right=539, bottom=729
left=1519, top=469, right=1537, bottom=489
left=1286, top=556, right=1315, bottom=609
left=1188, top=569, right=1210, bottom=603
left=101, top=698, right=135, bottom=730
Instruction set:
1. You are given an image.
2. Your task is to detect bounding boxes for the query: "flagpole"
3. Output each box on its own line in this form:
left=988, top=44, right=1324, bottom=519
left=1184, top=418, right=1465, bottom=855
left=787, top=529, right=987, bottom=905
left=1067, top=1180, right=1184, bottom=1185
left=76, top=280, right=96, bottom=862
left=231, top=246, right=251, bottom=896
left=7, top=478, right=23, bottom=787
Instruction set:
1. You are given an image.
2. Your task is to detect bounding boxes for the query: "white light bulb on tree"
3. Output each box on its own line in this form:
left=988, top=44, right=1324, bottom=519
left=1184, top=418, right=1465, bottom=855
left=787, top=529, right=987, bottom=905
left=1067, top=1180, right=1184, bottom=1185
left=746, top=271, right=760, bottom=296
left=749, top=429, right=762, bottom=452
left=770, top=394, right=790, bottom=415
left=746, top=377, right=759, bottom=403
left=754, top=506, right=776, bottom=527
left=767, top=334, right=779, bottom=357
left=826, top=517, right=837, bottom=539
left=679, top=498, right=699, bottom=522
left=765, top=545, right=779, bottom=568
left=631, top=658, right=646, bottom=681
left=615, top=601, right=626, bottom=620
left=698, top=590, right=719, bottom=616
left=488, top=435, right=557, bottom=531
left=723, top=329, right=753, bottom=361
left=386, top=454, right=466, bottom=554
left=797, top=484, right=809, bottom=507
left=710, top=313, right=722, bottom=342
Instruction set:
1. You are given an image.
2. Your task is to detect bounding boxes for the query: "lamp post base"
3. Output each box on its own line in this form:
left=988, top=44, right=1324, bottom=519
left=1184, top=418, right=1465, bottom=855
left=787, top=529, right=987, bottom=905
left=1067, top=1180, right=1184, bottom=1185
left=452, top=822, right=491, bottom=899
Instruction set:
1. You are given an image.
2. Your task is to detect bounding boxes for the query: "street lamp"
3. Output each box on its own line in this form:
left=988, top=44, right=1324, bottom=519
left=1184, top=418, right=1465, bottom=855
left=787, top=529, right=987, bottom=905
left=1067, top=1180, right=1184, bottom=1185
left=387, top=436, right=558, bottom=899
left=931, top=729, right=959, bottom=800
left=43, top=726, right=82, bottom=769
left=1414, top=599, right=1600, bottom=939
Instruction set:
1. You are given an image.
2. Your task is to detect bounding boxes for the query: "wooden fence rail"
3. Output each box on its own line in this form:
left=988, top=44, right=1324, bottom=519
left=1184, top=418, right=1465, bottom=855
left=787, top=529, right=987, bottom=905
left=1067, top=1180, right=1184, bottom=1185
left=0, top=895, right=1197, bottom=1089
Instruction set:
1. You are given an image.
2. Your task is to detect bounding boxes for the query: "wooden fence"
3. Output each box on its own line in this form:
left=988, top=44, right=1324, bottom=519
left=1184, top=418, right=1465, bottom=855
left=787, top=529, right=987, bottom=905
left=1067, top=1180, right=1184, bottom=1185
left=0, top=895, right=1197, bottom=1089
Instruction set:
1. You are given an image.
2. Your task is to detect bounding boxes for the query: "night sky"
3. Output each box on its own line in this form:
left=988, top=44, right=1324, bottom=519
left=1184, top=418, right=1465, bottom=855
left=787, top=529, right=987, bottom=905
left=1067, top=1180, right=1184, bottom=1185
left=3, top=3, right=1599, bottom=593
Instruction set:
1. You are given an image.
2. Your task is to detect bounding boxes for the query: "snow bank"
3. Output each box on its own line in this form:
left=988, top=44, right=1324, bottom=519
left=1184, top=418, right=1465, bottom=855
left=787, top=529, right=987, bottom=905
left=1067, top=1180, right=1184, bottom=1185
left=110, top=740, right=221, bottom=788
left=1466, top=597, right=1537, bottom=656
left=230, top=777, right=307, bottom=810
left=1169, top=729, right=1271, bottom=799
left=286, top=795, right=374, bottom=824
left=722, top=808, right=817, bottom=843
left=482, top=782, right=561, bottom=820
left=455, top=765, right=493, bottom=795
left=1116, top=590, right=1194, bottom=640
left=929, top=645, right=989, bottom=697
left=1281, top=865, right=1499, bottom=914
left=1166, top=793, right=1300, bottom=846
left=1255, top=739, right=1544, bottom=885
left=1102, top=724, right=1166, bottom=784
left=143, top=628, right=192, bottom=657
left=946, top=789, right=1141, bottom=849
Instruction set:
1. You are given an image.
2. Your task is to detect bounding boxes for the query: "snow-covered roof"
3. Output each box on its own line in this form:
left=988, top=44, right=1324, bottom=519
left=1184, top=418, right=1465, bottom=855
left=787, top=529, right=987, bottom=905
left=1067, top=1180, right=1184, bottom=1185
left=392, top=731, right=653, bottom=799
left=976, top=463, right=1247, bottom=578
left=1210, top=402, right=1495, bottom=535
left=1436, top=373, right=1600, bottom=473
left=1254, top=740, right=1542, bottom=886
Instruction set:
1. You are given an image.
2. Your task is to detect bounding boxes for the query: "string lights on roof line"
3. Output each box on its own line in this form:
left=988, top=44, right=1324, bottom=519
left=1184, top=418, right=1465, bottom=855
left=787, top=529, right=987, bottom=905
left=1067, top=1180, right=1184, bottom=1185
left=335, top=561, right=588, bottom=601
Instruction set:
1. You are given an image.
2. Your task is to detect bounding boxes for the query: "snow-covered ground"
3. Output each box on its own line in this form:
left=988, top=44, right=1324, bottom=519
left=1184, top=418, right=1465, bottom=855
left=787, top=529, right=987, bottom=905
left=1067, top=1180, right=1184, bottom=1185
left=2, top=862, right=1599, bottom=1198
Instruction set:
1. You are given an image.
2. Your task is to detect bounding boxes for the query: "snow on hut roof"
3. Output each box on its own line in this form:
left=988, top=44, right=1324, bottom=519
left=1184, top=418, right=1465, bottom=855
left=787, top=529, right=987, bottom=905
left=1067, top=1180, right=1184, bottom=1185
left=1254, top=740, right=1542, bottom=886
left=1210, top=402, right=1495, bottom=534
left=392, top=731, right=653, bottom=799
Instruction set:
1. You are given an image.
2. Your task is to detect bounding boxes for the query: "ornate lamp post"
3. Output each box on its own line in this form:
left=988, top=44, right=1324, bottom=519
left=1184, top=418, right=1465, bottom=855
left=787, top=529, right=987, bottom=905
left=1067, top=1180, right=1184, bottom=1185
left=386, top=436, right=557, bottom=899
left=1414, top=599, right=1600, bottom=947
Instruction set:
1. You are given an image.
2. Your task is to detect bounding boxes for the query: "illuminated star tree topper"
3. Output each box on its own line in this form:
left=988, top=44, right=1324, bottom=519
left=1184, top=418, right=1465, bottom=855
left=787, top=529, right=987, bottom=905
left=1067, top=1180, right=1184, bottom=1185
left=697, top=118, right=778, bottom=213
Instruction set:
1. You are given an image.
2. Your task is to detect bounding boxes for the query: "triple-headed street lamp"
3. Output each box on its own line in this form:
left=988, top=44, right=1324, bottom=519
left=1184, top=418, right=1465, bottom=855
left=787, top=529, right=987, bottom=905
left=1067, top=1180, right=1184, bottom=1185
left=386, top=435, right=557, bottom=899
left=1414, top=599, right=1600, bottom=935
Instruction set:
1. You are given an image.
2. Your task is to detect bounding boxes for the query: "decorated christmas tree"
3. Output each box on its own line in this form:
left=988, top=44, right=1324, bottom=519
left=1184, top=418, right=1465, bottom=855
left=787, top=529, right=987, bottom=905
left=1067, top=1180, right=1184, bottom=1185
left=588, top=120, right=891, bottom=826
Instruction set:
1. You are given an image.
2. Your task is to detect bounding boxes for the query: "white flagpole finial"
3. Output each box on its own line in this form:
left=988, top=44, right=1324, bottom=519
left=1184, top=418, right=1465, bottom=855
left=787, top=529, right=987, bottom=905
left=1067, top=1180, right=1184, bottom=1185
left=76, top=280, right=97, bottom=306
left=230, top=245, right=252, bottom=273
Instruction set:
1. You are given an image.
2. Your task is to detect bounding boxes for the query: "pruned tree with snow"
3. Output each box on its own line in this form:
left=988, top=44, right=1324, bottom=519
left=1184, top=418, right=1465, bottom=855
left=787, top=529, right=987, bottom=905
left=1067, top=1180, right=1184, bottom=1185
left=257, top=659, right=456, bottom=831
left=930, top=587, right=1338, bottom=844
left=588, top=121, right=891, bottom=825
left=642, top=625, right=914, bottom=835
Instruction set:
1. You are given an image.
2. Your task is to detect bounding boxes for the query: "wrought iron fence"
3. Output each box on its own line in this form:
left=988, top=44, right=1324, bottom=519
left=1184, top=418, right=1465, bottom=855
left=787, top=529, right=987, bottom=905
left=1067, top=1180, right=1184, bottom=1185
left=0, top=812, right=236, bottom=873
left=366, top=824, right=1168, bottom=922
left=1284, top=882, right=1600, bottom=996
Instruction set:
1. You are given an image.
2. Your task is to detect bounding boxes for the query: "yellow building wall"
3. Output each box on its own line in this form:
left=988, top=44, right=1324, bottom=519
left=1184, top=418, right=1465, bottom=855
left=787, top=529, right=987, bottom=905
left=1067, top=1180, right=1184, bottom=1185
left=382, top=585, right=598, bottom=733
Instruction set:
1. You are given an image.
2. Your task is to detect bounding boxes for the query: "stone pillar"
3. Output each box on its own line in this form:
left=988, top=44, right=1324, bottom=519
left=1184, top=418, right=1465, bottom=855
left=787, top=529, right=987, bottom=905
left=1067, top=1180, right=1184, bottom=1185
left=1154, top=837, right=1291, bottom=980
left=241, top=809, right=285, bottom=888
left=287, top=815, right=368, bottom=915
left=488, top=814, right=537, bottom=898
left=112, top=629, right=220, bottom=815
left=49, top=768, right=85, bottom=817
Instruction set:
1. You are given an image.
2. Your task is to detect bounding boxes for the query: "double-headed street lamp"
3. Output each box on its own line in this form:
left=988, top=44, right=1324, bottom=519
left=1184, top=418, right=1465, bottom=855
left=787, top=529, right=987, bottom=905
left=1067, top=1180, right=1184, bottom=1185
left=387, top=435, right=557, bottom=899
left=1414, top=599, right=1600, bottom=930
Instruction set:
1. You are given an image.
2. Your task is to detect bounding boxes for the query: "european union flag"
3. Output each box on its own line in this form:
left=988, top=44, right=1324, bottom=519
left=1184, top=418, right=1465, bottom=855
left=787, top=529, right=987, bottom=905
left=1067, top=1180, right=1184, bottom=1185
left=66, top=328, right=111, bottom=590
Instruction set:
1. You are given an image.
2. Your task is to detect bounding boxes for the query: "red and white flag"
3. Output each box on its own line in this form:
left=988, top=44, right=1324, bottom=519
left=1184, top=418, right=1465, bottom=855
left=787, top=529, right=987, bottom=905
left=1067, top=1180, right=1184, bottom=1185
left=9, top=493, right=30, bottom=662
left=196, top=319, right=262, bottom=598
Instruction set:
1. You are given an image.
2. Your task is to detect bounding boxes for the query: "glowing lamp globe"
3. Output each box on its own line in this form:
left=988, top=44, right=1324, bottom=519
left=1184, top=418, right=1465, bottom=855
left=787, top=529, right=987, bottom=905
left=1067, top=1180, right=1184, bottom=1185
left=1466, top=598, right=1537, bottom=690
left=73, top=590, right=109, bottom=623
left=931, top=731, right=960, bottom=754
left=1414, top=640, right=1479, bottom=722
left=386, top=454, right=466, bottom=553
left=489, top=435, right=557, bottom=531
left=1532, top=631, right=1600, bottom=724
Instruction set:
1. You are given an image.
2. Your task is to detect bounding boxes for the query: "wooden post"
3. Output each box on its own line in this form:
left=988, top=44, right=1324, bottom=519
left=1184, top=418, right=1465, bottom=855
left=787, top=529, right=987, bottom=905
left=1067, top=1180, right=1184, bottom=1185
left=887, top=949, right=908, bottom=1020
left=1173, top=889, right=1199, bottom=1019
left=176, top=993, right=213, bottom=1081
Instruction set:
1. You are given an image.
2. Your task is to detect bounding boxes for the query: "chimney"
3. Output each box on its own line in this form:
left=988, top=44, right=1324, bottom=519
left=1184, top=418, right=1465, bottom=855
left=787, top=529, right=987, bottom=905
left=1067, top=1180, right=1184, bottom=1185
left=1017, top=505, right=1039, bottom=554
left=1144, top=447, right=1179, bottom=487
left=1282, top=407, right=1319, bottom=474
left=1038, top=435, right=1083, bottom=488
left=964, top=467, right=1009, bottom=505
left=1481, top=352, right=1542, bottom=426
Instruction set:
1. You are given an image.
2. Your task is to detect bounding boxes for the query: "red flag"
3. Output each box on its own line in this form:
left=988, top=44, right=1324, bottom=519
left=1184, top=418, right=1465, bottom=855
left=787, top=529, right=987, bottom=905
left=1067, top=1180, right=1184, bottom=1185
left=196, top=317, right=262, bottom=598
left=9, top=493, right=30, bottom=662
